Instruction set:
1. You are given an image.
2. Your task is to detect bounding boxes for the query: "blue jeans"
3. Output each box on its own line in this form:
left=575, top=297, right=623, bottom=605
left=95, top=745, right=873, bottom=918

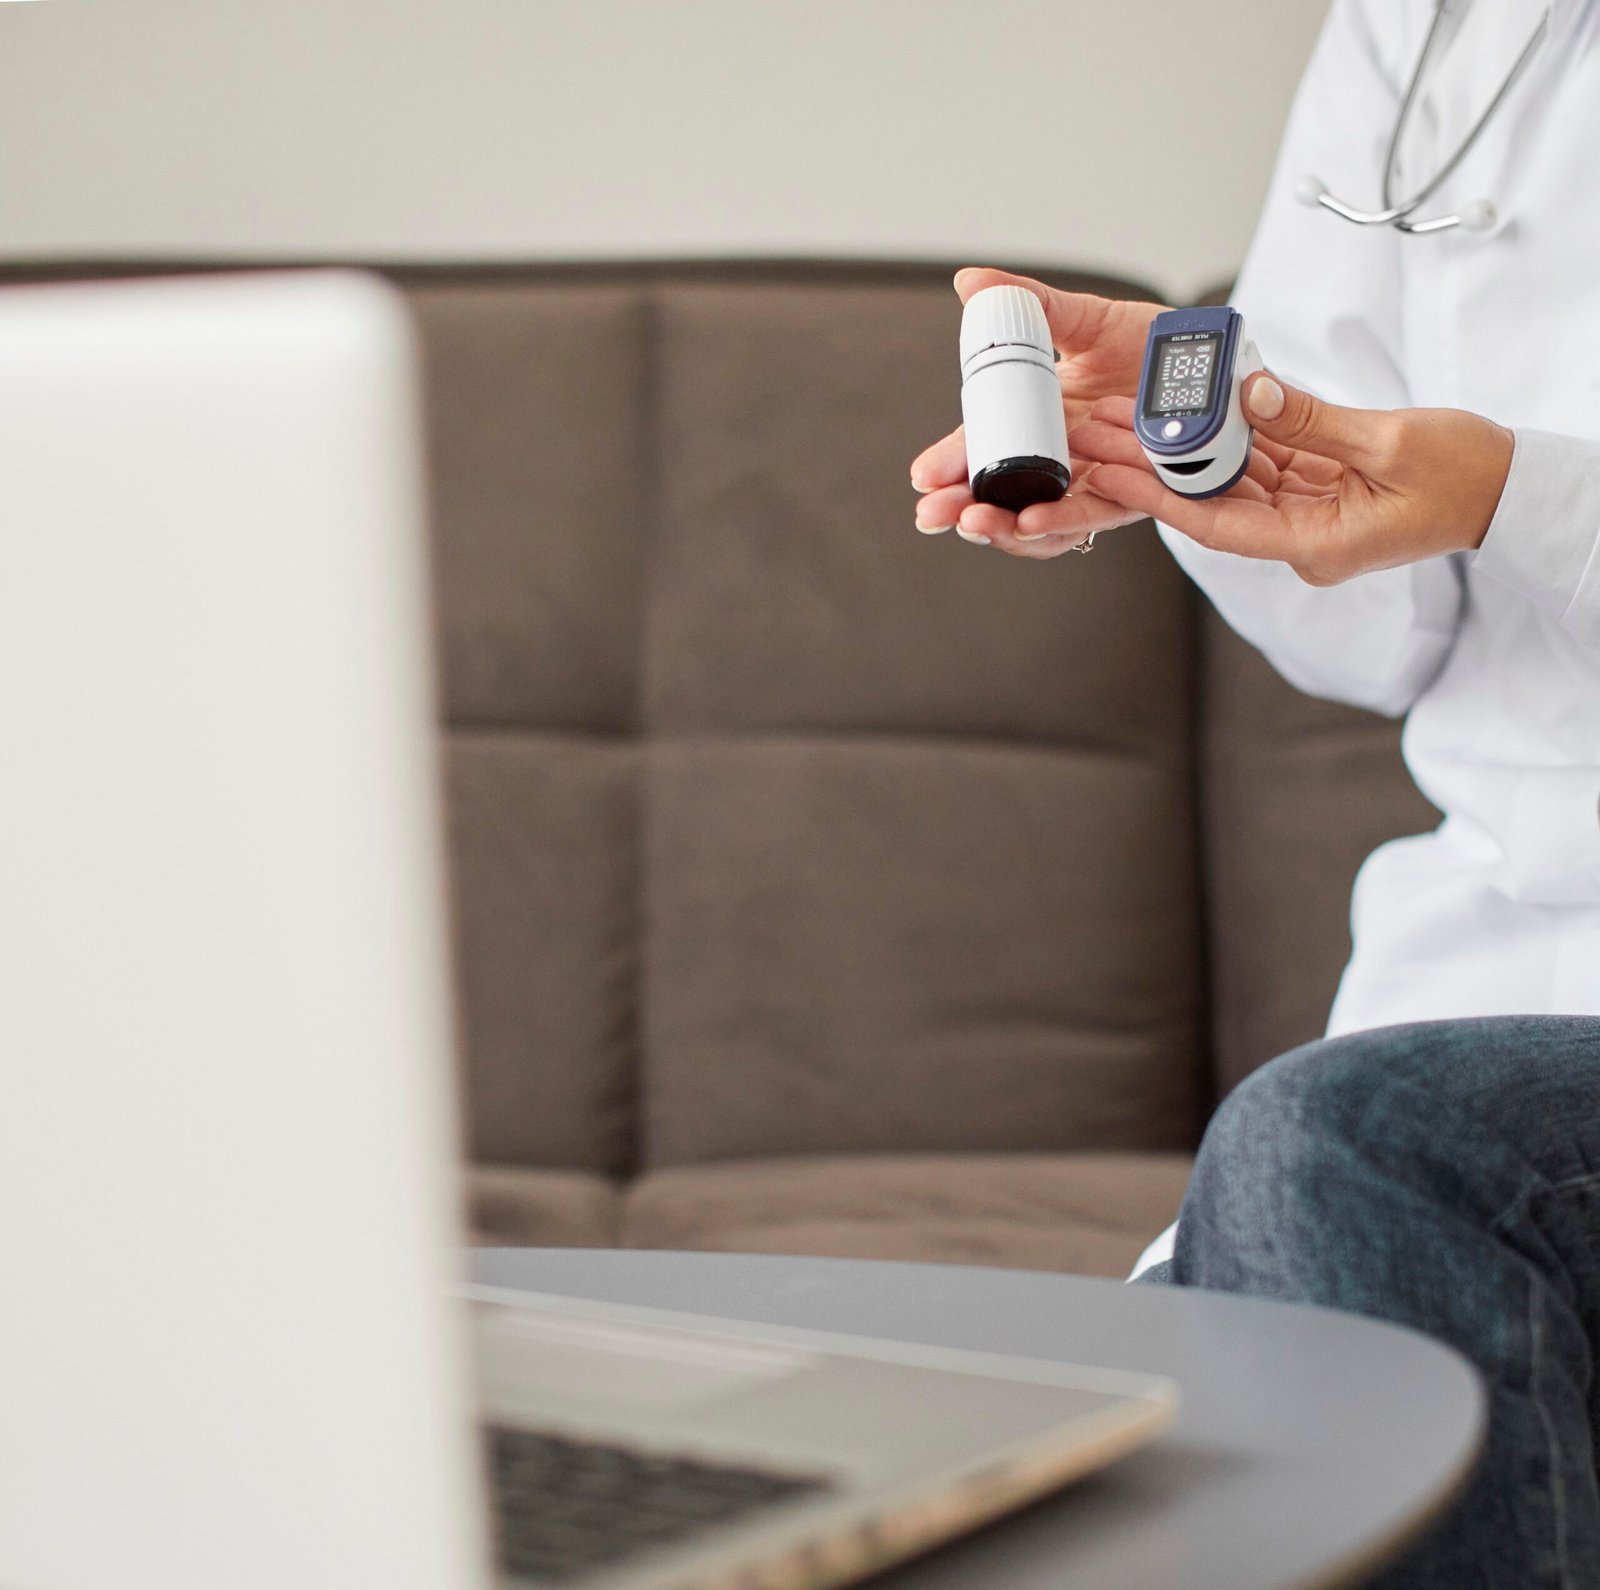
left=1140, top=1016, right=1600, bottom=1589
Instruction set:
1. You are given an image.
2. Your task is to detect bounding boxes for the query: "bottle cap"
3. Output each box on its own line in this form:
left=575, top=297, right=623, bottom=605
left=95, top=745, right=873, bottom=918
left=960, top=285, right=1053, bottom=370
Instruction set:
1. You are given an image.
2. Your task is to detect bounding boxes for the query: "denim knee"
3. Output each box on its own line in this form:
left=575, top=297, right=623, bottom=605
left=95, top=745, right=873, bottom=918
left=1173, top=1026, right=1542, bottom=1308
left=1175, top=1032, right=1457, bottom=1295
left=1179, top=1043, right=1349, bottom=1236
left=1195, top=1034, right=1381, bottom=1183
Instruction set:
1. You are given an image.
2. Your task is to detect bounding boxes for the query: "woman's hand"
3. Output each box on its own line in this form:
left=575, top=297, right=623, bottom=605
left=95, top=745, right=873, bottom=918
left=909, top=268, right=1168, bottom=558
left=1071, top=372, right=1515, bottom=585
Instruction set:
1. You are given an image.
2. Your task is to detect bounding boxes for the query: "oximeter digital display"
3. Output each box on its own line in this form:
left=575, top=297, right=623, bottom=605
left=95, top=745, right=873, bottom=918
left=1133, top=307, right=1263, bottom=499
left=1146, top=332, right=1221, bottom=417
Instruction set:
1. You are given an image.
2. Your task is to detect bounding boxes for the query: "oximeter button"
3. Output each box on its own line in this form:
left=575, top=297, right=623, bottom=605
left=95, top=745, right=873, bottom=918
left=1163, top=420, right=1183, bottom=439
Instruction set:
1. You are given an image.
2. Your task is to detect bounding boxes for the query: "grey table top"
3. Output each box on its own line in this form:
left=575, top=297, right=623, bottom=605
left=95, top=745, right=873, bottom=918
left=471, top=1248, right=1485, bottom=1590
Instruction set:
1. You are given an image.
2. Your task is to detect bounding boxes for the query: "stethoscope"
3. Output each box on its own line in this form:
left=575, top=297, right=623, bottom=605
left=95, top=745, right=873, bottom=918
left=1296, top=0, right=1552, bottom=235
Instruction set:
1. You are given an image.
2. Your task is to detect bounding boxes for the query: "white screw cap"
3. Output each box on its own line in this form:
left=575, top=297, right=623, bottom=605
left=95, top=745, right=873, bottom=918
left=960, top=285, right=1053, bottom=370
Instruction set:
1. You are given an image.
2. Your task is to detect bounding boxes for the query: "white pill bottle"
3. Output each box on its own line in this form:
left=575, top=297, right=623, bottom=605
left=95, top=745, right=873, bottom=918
left=959, top=285, right=1071, bottom=511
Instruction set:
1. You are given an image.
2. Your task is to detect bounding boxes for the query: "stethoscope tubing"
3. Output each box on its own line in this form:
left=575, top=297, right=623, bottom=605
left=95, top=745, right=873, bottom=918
left=1304, top=0, right=1551, bottom=234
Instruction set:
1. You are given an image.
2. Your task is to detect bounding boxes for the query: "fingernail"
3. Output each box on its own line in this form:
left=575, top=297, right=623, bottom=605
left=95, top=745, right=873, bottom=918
left=955, top=526, right=991, bottom=545
left=917, top=522, right=955, bottom=536
left=911, top=476, right=930, bottom=492
left=1015, top=531, right=1051, bottom=542
left=1248, top=376, right=1285, bottom=420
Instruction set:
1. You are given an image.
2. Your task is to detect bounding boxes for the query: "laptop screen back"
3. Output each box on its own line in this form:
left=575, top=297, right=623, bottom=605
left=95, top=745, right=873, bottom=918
left=0, top=272, right=488, bottom=1590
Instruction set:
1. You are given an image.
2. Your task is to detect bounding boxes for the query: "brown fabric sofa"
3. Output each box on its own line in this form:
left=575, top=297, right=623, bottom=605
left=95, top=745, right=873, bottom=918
left=2, top=258, right=1440, bottom=1276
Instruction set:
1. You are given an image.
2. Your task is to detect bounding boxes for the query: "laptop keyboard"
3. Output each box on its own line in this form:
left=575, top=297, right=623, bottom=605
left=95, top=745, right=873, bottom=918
left=487, top=1425, right=837, bottom=1584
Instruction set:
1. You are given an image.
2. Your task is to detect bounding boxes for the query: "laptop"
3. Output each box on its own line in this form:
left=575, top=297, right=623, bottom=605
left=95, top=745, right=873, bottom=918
left=0, top=270, right=1177, bottom=1590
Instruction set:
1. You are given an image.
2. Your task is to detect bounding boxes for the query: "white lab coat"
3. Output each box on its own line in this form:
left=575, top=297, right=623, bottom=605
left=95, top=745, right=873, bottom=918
left=1134, top=0, right=1600, bottom=1276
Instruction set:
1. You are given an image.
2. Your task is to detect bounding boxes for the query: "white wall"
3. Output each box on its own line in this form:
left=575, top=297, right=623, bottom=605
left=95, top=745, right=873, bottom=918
left=0, top=0, right=1329, bottom=301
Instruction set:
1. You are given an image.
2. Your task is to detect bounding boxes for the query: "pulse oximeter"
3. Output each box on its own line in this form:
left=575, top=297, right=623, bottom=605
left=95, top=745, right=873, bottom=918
left=1133, top=307, right=1263, bottom=499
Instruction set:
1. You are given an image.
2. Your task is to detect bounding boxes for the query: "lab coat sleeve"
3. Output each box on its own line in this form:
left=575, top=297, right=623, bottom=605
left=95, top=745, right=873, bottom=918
left=1158, top=0, right=1465, bottom=720
left=1472, top=427, right=1600, bottom=650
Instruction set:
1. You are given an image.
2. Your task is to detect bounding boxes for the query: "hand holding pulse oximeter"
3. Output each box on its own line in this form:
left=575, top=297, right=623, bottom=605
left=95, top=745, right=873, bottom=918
left=957, top=289, right=1265, bottom=512
left=1132, top=307, right=1264, bottom=499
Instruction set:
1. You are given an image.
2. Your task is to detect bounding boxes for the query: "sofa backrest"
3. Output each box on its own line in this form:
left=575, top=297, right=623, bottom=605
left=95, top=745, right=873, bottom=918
left=0, top=259, right=1437, bottom=1167
left=1199, top=615, right=1439, bottom=1090
left=406, top=262, right=1207, bottom=1178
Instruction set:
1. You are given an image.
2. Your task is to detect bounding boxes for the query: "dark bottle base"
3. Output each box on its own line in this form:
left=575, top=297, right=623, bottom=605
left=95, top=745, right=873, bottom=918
left=971, top=456, right=1071, bottom=513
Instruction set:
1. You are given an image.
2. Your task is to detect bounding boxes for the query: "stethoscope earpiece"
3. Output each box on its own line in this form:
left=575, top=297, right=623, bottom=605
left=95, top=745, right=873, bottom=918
left=1294, top=175, right=1329, bottom=209
left=1300, top=175, right=1498, bottom=235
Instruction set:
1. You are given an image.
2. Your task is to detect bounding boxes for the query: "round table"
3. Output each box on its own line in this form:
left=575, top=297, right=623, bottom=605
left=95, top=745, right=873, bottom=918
left=471, top=1248, right=1484, bottom=1590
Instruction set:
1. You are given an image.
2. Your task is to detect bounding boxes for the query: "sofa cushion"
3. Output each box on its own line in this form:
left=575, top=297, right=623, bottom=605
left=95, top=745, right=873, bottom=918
left=644, top=738, right=1202, bottom=1164
left=466, top=1165, right=621, bottom=1248
left=623, top=1154, right=1193, bottom=1279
